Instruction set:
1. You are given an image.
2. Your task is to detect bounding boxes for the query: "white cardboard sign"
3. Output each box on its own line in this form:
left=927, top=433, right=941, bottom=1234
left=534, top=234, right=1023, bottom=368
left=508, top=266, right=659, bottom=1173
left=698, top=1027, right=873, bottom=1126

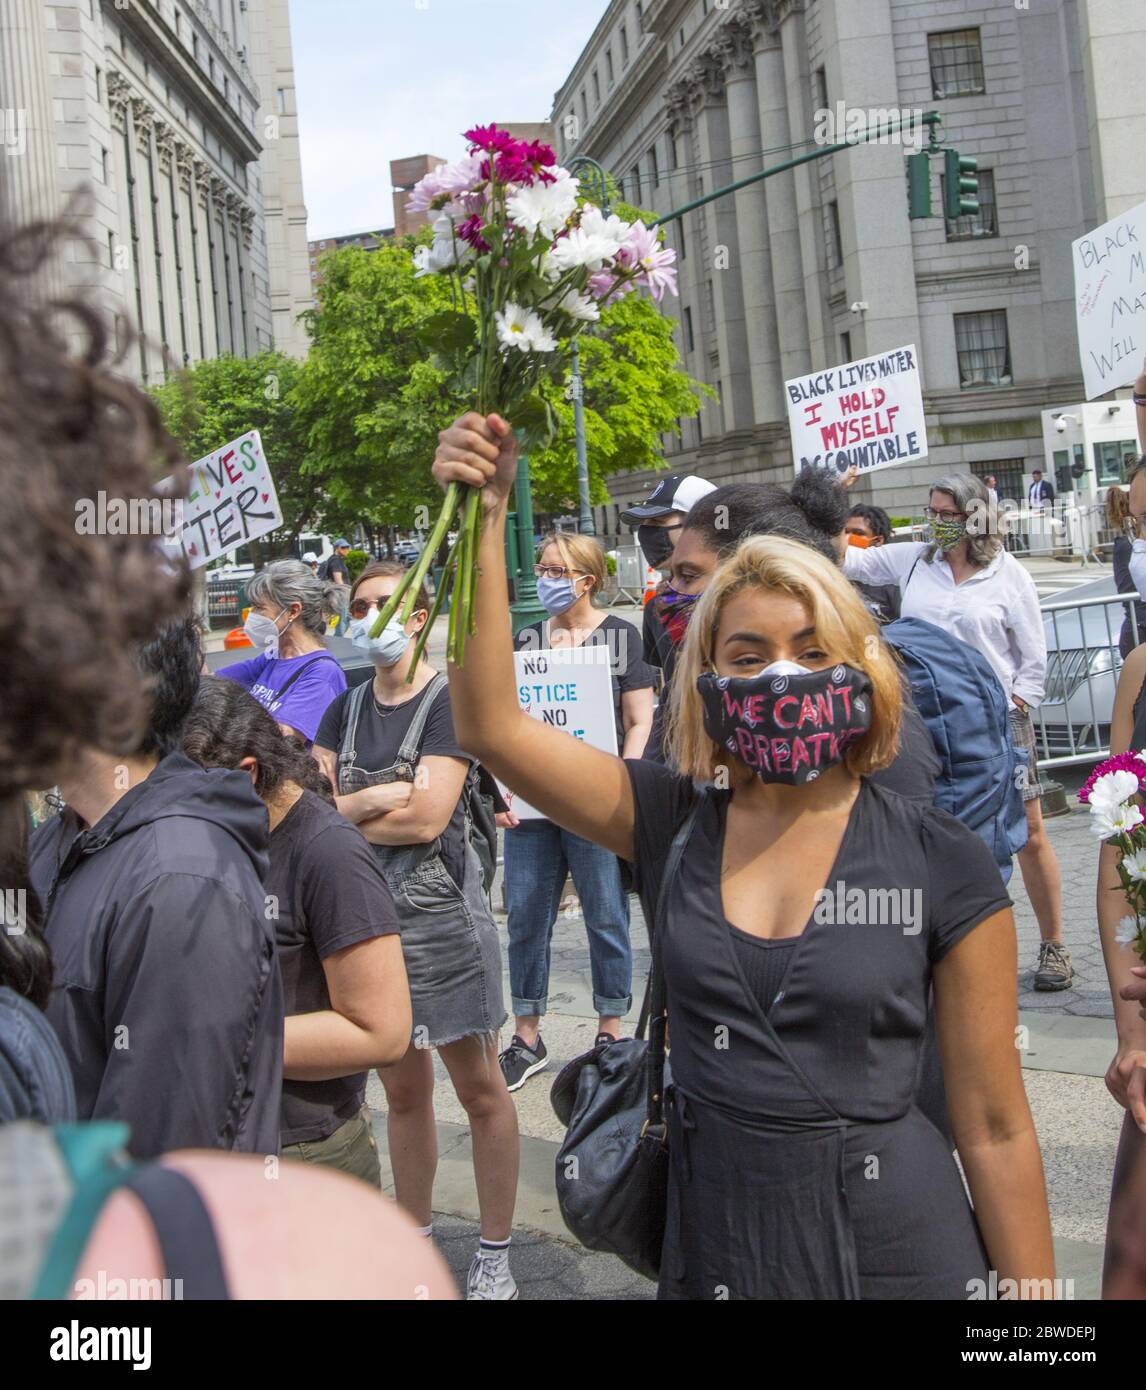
left=785, top=343, right=928, bottom=477
left=178, top=430, right=282, bottom=570
left=1073, top=200, right=1146, bottom=400
left=504, top=645, right=617, bottom=821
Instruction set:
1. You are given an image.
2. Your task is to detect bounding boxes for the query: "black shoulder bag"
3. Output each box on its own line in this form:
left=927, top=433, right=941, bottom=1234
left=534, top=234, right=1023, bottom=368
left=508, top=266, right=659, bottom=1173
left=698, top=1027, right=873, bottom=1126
left=549, top=794, right=704, bottom=1281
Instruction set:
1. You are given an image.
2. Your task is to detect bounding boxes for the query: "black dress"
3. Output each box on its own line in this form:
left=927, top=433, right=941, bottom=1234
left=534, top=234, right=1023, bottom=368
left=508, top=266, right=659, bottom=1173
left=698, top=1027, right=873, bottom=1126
left=625, top=763, right=1011, bottom=1300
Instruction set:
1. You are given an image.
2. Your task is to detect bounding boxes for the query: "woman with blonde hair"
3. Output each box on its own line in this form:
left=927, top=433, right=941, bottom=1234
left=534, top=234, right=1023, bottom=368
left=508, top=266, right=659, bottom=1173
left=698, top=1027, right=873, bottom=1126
left=498, top=529, right=654, bottom=1091
left=426, top=411, right=1055, bottom=1300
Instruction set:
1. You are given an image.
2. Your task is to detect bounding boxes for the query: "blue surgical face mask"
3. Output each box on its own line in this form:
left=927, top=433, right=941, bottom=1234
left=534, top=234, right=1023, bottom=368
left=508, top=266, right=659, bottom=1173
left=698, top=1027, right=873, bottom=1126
left=537, top=575, right=582, bottom=616
left=349, top=608, right=412, bottom=666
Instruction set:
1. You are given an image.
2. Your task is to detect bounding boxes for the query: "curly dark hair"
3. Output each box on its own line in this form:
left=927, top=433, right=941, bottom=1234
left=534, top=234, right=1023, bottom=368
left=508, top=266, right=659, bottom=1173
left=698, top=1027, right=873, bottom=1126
left=0, top=208, right=190, bottom=1006
left=183, top=677, right=334, bottom=803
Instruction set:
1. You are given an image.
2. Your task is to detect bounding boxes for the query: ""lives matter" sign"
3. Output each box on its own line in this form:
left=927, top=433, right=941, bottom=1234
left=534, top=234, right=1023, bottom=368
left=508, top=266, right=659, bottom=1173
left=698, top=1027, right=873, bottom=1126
left=785, top=344, right=928, bottom=478
left=1073, top=199, right=1146, bottom=400
left=177, top=430, right=282, bottom=570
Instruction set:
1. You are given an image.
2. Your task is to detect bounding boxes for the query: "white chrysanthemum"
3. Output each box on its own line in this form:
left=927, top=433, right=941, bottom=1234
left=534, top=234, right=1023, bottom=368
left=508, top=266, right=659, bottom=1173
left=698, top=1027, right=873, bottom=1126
left=557, top=288, right=600, bottom=321
left=506, top=175, right=579, bottom=240
left=548, top=227, right=617, bottom=273
left=1125, top=849, right=1146, bottom=882
left=1089, top=769, right=1142, bottom=814
left=1115, top=916, right=1141, bottom=947
left=1090, top=801, right=1145, bottom=840
left=579, top=205, right=632, bottom=257
left=495, top=303, right=557, bottom=353
left=537, top=251, right=563, bottom=283
left=413, top=238, right=458, bottom=277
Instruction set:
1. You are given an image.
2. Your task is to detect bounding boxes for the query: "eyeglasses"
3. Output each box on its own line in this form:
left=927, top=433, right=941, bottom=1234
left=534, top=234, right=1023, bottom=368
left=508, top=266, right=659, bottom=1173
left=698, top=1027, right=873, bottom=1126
left=533, top=565, right=588, bottom=580
left=923, top=507, right=966, bottom=523
left=348, top=598, right=383, bottom=620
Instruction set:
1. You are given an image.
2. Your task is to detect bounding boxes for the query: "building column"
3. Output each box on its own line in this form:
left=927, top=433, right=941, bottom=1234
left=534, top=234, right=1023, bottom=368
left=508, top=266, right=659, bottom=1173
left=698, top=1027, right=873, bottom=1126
left=715, top=7, right=783, bottom=425
left=754, top=0, right=813, bottom=383
left=0, top=0, right=64, bottom=298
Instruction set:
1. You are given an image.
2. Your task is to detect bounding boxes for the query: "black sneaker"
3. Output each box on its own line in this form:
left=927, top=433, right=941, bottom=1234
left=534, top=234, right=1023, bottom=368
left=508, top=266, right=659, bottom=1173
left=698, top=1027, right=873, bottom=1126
left=499, top=1034, right=548, bottom=1092
left=1033, top=941, right=1074, bottom=992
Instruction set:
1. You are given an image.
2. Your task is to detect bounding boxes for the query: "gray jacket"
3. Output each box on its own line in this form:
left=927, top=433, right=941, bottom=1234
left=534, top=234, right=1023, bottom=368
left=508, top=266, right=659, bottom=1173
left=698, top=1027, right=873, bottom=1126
left=29, top=753, right=282, bottom=1158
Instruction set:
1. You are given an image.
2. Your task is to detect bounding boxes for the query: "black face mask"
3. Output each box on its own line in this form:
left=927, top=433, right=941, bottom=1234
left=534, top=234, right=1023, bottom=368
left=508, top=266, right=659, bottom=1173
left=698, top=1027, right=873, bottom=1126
left=696, top=662, right=873, bottom=786
left=637, top=524, right=676, bottom=570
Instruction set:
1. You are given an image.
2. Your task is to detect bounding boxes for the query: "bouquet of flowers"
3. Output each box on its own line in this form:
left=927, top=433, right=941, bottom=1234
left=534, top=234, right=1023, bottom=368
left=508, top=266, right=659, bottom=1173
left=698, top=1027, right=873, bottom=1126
left=369, top=123, right=678, bottom=667
left=1080, top=752, right=1146, bottom=962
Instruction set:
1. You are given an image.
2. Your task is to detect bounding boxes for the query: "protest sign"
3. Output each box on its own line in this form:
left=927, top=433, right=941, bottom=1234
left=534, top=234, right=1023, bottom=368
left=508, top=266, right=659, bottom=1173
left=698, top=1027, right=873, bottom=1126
left=785, top=344, right=928, bottom=477
left=504, top=645, right=617, bottom=820
left=1073, top=200, right=1146, bottom=400
left=176, top=430, right=282, bottom=570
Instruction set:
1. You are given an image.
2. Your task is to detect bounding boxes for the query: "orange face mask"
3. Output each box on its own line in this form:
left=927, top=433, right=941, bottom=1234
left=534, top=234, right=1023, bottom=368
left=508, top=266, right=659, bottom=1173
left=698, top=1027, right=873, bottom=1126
left=845, top=532, right=872, bottom=548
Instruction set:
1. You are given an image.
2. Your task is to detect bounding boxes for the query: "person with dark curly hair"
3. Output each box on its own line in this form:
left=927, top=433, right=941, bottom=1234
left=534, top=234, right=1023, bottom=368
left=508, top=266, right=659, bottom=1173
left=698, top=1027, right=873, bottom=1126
left=28, top=617, right=283, bottom=1159
left=0, top=205, right=454, bottom=1301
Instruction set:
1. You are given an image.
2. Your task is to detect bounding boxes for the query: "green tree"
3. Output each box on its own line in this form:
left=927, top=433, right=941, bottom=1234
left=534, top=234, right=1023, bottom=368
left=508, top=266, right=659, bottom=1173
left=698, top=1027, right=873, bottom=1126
left=296, top=232, right=710, bottom=533
left=150, top=351, right=320, bottom=559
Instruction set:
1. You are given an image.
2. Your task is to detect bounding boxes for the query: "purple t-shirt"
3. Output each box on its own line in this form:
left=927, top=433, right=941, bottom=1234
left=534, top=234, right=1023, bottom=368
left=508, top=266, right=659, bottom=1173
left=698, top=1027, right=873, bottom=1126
left=218, top=651, right=347, bottom=743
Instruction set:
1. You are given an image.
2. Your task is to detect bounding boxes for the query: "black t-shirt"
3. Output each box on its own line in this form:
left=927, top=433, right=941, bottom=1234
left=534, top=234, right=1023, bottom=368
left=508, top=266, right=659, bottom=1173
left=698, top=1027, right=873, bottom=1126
left=324, top=553, right=350, bottom=585
left=314, top=680, right=473, bottom=888
left=854, top=579, right=901, bottom=626
left=269, top=789, right=400, bottom=1146
left=623, top=760, right=1012, bottom=1118
left=514, top=613, right=654, bottom=751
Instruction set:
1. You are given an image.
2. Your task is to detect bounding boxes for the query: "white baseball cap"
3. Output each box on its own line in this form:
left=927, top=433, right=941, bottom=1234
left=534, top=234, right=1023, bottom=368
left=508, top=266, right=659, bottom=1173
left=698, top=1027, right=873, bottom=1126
left=620, top=474, right=717, bottom=524
left=302, top=551, right=318, bottom=563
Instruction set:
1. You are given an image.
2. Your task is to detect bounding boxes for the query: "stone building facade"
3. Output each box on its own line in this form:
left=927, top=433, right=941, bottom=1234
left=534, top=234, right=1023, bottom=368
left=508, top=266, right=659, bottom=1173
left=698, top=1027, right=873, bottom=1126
left=0, top=0, right=312, bottom=382
left=552, top=0, right=1146, bottom=526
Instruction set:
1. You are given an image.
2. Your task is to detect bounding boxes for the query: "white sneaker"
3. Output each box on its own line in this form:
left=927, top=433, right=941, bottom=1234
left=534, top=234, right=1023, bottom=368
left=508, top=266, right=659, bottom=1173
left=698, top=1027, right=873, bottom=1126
left=466, top=1248, right=518, bottom=1300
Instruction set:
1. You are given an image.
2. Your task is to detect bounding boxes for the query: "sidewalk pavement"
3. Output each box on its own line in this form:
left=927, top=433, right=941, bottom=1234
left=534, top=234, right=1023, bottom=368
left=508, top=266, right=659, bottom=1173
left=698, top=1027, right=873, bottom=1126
left=367, top=772, right=1122, bottom=1301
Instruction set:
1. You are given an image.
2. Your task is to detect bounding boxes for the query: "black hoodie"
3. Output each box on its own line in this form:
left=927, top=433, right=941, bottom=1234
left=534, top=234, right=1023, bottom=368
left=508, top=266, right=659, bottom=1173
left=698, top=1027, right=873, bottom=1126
left=28, top=752, right=282, bottom=1158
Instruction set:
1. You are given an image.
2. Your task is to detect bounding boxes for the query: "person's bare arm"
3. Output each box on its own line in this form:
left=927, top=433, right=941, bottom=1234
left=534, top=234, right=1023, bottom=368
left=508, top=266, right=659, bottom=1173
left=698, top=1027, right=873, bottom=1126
left=430, top=413, right=636, bottom=860
left=310, top=744, right=414, bottom=824
left=1097, top=646, right=1146, bottom=1129
left=620, top=686, right=654, bottom=759
left=934, top=909, right=1056, bottom=1291
left=355, top=754, right=466, bottom=846
left=284, top=935, right=412, bottom=1080
left=1135, top=357, right=1146, bottom=453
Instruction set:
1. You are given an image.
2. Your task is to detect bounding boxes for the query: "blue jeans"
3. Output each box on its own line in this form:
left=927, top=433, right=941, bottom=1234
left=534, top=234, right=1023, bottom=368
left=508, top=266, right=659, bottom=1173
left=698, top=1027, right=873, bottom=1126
left=503, top=819, right=632, bottom=1019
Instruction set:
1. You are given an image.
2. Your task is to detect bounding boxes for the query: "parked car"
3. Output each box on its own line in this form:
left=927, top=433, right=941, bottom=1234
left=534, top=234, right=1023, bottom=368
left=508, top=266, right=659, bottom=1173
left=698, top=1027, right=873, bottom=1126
left=1036, top=575, right=1128, bottom=760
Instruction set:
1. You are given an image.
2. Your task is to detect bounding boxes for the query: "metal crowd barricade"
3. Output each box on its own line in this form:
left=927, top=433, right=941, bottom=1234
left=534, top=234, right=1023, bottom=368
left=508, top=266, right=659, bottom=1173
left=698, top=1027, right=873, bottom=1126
left=612, top=544, right=648, bottom=605
left=206, top=577, right=245, bottom=627
left=1033, top=591, right=1141, bottom=768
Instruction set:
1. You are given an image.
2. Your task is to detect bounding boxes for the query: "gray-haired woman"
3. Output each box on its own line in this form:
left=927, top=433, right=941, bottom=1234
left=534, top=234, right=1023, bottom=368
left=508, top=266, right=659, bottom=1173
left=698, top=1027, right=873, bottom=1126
left=844, top=471, right=1072, bottom=992
left=219, top=559, right=347, bottom=744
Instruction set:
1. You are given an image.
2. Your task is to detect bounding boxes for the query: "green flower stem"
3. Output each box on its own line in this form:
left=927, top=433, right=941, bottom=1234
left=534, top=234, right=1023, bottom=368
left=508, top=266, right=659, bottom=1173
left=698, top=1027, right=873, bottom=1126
left=369, top=483, right=461, bottom=638
left=403, top=517, right=467, bottom=681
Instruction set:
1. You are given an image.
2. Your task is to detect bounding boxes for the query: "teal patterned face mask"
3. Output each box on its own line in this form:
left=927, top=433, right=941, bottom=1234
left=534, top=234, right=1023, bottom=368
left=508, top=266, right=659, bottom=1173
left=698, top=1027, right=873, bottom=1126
left=927, top=517, right=967, bottom=550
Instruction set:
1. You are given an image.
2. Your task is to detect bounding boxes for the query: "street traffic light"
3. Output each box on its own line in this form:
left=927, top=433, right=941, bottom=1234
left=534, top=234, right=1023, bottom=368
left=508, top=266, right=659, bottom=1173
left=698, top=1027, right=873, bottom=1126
left=944, top=149, right=979, bottom=219
left=907, top=152, right=932, bottom=219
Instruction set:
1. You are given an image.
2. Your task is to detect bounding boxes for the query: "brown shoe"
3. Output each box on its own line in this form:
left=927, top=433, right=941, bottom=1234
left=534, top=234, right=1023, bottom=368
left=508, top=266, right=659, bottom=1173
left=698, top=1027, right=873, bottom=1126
left=1033, top=941, right=1073, bottom=991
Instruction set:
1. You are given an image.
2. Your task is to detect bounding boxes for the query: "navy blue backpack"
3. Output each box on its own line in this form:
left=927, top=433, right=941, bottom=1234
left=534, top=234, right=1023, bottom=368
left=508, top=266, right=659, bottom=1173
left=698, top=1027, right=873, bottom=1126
left=882, top=615, right=1029, bottom=882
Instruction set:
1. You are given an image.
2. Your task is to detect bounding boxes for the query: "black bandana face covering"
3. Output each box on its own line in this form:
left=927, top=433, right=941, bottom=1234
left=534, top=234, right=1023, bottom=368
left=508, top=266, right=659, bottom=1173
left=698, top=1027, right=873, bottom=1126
left=697, top=662, right=873, bottom=786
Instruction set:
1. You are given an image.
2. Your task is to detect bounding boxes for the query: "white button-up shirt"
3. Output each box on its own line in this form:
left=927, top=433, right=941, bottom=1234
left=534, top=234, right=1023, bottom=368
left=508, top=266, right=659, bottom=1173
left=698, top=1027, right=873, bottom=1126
left=844, top=542, right=1047, bottom=706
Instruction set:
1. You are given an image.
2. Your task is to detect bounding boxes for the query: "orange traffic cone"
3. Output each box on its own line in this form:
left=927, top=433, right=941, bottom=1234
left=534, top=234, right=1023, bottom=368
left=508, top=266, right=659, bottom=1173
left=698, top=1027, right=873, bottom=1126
left=641, top=566, right=659, bottom=608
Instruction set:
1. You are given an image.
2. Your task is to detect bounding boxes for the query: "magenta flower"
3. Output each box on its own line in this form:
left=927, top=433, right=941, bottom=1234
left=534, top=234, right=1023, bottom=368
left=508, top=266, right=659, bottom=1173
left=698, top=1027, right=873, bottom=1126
left=464, top=124, right=515, bottom=153
left=1079, top=751, right=1146, bottom=803
left=621, top=221, right=679, bottom=303
left=456, top=214, right=491, bottom=254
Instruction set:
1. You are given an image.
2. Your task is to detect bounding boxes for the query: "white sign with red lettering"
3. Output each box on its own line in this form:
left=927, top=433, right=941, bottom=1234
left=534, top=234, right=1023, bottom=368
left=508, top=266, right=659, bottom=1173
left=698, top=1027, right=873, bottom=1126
left=786, top=344, right=928, bottom=478
left=178, top=430, right=282, bottom=570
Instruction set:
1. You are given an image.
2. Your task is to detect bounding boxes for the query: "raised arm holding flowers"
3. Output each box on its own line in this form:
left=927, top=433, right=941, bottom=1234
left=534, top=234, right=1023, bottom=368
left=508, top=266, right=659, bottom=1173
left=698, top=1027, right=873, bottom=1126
left=369, top=124, right=678, bottom=668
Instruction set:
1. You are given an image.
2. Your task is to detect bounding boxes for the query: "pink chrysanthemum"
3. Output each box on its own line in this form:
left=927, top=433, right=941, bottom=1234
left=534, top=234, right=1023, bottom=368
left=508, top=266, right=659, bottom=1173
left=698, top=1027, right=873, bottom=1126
left=1078, top=751, right=1146, bottom=803
left=464, top=124, right=515, bottom=153
left=456, top=214, right=491, bottom=254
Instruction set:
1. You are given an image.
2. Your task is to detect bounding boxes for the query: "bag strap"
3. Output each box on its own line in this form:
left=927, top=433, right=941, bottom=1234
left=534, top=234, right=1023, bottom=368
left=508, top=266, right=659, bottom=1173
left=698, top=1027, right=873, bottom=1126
left=395, top=672, right=448, bottom=769
left=904, top=551, right=923, bottom=592
left=638, top=792, right=706, bottom=1140
left=270, top=653, right=339, bottom=706
left=120, top=1164, right=231, bottom=1299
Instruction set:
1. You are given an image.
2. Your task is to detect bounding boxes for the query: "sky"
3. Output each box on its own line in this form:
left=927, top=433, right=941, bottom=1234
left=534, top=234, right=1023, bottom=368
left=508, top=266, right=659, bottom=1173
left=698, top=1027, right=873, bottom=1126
left=290, top=0, right=609, bottom=239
